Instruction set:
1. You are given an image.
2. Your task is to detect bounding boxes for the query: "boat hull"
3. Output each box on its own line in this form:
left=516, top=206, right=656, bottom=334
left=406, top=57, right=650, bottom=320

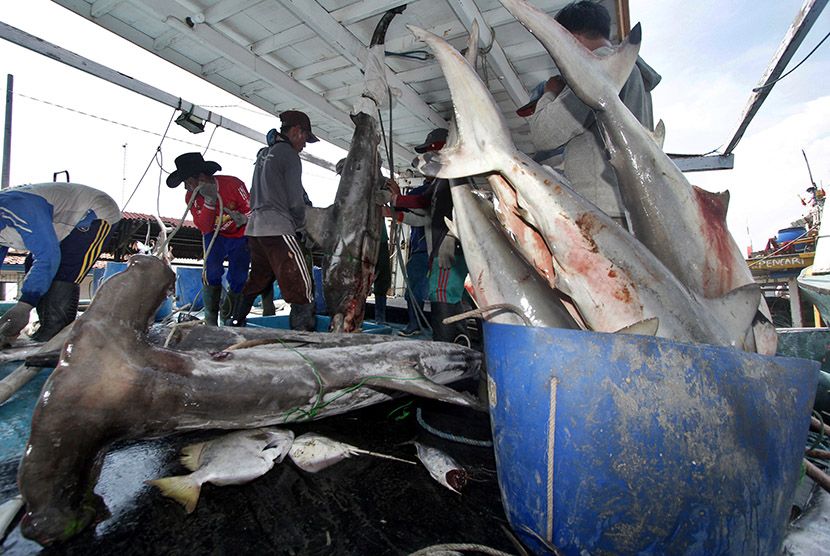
left=484, top=323, right=818, bottom=555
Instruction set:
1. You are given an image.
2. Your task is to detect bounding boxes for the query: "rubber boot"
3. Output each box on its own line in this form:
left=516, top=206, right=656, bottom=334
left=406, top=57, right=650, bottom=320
left=430, top=301, right=468, bottom=344
left=202, top=284, right=222, bottom=326
left=374, top=295, right=387, bottom=324
left=399, top=301, right=424, bottom=336
left=228, top=293, right=257, bottom=327
left=289, top=302, right=316, bottom=332
left=261, top=284, right=276, bottom=317
left=31, top=280, right=80, bottom=342
left=221, top=289, right=238, bottom=324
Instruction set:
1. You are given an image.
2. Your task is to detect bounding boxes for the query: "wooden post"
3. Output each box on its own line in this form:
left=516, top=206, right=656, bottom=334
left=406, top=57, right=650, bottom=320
left=789, top=277, right=803, bottom=327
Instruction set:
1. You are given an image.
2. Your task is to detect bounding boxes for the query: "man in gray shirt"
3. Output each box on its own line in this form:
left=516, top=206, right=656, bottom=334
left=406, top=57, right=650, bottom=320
left=525, top=0, right=661, bottom=227
left=229, top=110, right=318, bottom=330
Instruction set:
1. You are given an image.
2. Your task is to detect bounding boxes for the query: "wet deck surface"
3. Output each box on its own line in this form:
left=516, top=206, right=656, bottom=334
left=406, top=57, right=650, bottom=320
left=0, top=362, right=514, bottom=556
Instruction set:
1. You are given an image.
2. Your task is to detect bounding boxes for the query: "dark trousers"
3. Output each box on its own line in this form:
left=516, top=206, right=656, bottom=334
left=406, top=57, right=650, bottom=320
left=26, top=219, right=117, bottom=285
left=242, top=235, right=313, bottom=305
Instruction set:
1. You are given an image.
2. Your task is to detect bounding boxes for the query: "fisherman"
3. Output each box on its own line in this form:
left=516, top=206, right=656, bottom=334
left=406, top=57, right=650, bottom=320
left=166, top=152, right=251, bottom=326
left=383, top=128, right=470, bottom=344
left=229, top=110, right=318, bottom=331
left=0, top=183, right=120, bottom=343
left=520, top=0, right=661, bottom=227
left=336, top=158, right=392, bottom=324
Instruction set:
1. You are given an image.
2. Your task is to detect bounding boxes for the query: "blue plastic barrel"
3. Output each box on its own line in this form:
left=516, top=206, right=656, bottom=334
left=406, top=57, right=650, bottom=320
left=778, top=226, right=807, bottom=251
left=101, top=261, right=173, bottom=321
left=484, top=323, right=819, bottom=555
left=175, top=267, right=204, bottom=311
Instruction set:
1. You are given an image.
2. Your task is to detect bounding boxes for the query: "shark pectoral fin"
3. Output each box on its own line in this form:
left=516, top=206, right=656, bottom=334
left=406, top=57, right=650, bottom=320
left=614, top=317, right=659, bottom=336
left=303, top=206, right=334, bottom=253
left=706, top=283, right=763, bottom=349
left=366, top=373, right=485, bottom=411
left=444, top=216, right=458, bottom=239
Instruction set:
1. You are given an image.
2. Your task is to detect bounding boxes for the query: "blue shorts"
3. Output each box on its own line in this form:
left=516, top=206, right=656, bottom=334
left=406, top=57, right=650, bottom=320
left=202, top=234, right=250, bottom=293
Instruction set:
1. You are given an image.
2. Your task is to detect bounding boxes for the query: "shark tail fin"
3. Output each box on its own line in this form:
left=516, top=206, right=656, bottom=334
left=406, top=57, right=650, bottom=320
left=499, top=0, right=641, bottom=110
left=145, top=475, right=201, bottom=514
left=408, top=24, right=514, bottom=179
left=597, top=24, right=642, bottom=98
left=703, top=283, right=762, bottom=350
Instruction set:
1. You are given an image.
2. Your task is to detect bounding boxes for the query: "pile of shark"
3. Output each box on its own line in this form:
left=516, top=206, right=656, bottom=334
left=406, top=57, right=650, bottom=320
left=14, top=255, right=484, bottom=546
left=411, top=0, right=776, bottom=355
left=8, top=0, right=783, bottom=549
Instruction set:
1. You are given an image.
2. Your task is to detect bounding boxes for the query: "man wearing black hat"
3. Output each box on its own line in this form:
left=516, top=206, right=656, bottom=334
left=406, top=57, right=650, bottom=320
left=229, top=110, right=319, bottom=331
left=167, top=152, right=251, bottom=326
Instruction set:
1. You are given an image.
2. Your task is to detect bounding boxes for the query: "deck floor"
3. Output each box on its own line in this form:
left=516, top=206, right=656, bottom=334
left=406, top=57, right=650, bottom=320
left=0, top=360, right=514, bottom=556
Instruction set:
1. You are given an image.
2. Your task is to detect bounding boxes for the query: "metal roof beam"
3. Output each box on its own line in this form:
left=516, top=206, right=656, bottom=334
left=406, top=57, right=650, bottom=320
left=445, top=0, right=529, bottom=108
left=201, top=0, right=267, bottom=24
left=330, top=0, right=409, bottom=26
left=90, top=0, right=126, bottom=18
left=723, top=0, right=828, bottom=155
left=127, top=0, right=355, bottom=131
left=250, top=25, right=315, bottom=56
left=274, top=0, right=447, bottom=130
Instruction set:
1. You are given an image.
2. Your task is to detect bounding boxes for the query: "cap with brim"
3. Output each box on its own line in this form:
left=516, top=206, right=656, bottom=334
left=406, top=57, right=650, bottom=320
left=280, top=110, right=319, bottom=143
left=414, top=128, right=449, bottom=153
left=166, top=152, right=222, bottom=188
left=516, top=80, right=549, bottom=118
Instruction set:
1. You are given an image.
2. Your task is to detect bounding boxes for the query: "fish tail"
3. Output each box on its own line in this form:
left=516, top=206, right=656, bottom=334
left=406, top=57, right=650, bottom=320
left=499, top=0, right=640, bottom=109
left=407, top=25, right=514, bottom=179
left=145, top=476, right=201, bottom=514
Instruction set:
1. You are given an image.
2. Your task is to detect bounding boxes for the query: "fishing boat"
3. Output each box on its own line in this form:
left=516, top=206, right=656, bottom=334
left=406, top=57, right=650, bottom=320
left=1, top=0, right=829, bottom=554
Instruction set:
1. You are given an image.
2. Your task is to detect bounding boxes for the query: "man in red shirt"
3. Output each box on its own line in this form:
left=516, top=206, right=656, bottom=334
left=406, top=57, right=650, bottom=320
left=167, top=152, right=251, bottom=325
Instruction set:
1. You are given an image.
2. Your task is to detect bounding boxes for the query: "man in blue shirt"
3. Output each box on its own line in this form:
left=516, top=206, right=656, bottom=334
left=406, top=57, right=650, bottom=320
left=0, top=183, right=121, bottom=342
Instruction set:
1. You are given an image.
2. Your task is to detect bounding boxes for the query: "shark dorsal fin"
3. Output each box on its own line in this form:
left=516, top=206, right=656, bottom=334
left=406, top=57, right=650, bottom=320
left=652, top=119, right=666, bottom=149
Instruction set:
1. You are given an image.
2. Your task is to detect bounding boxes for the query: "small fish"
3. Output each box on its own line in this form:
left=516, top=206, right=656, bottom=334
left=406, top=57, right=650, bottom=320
left=146, top=427, right=295, bottom=513
left=288, top=432, right=415, bottom=473
left=0, top=495, right=23, bottom=540
left=412, top=442, right=469, bottom=494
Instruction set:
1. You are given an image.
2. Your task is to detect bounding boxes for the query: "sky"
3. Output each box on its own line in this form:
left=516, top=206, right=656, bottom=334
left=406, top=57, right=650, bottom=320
left=0, top=0, right=829, bottom=253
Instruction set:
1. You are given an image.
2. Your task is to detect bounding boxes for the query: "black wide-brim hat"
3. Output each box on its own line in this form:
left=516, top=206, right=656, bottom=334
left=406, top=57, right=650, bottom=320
left=166, top=152, right=222, bottom=188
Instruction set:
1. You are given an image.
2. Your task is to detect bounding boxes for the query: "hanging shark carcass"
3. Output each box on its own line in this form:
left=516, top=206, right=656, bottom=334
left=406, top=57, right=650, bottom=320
left=498, top=0, right=776, bottom=355
left=17, top=255, right=483, bottom=547
left=304, top=7, right=405, bottom=333
left=407, top=24, right=760, bottom=349
left=449, top=182, right=580, bottom=329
